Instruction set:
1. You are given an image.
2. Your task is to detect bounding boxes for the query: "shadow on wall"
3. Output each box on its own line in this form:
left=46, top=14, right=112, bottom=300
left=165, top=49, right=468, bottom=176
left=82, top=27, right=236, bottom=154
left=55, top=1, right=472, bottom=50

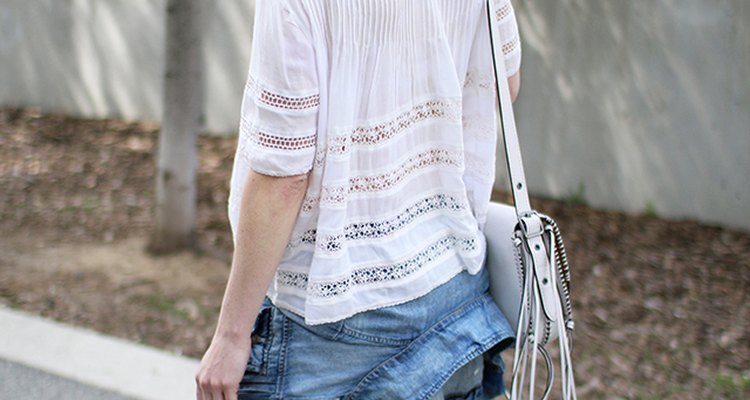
left=1, top=0, right=748, bottom=230
left=0, top=0, right=255, bottom=133
left=204, top=0, right=255, bottom=133
left=0, top=0, right=163, bottom=121
left=510, top=0, right=750, bottom=230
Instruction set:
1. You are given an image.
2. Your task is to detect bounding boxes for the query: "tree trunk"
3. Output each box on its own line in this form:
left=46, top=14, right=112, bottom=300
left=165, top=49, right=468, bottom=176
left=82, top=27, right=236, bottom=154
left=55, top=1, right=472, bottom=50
left=149, top=0, right=204, bottom=254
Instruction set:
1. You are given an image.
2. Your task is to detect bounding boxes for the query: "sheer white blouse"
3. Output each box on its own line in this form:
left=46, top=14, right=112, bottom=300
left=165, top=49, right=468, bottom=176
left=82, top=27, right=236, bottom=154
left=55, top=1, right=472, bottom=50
left=229, top=0, right=521, bottom=324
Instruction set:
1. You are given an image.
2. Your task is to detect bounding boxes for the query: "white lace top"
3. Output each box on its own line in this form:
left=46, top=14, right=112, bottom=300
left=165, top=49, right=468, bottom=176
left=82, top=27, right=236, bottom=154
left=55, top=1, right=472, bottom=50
left=229, top=0, right=521, bottom=325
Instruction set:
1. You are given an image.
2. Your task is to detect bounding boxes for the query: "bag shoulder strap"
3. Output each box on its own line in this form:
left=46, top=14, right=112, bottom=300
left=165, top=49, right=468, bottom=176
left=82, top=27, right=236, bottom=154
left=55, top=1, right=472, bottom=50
left=486, top=0, right=531, bottom=216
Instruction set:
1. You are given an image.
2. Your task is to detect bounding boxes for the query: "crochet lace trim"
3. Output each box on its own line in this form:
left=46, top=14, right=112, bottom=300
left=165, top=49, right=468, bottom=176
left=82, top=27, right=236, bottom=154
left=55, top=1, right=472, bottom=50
left=463, top=70, right=496, bottom=92
left=288, top=194, right=468, bottom=252
left=246, top=77, right=320, bottom=111
left=277, top=234, right=477, bottom=298
left=240, top=118, right=316, bottom=152
left=301, top=148, right=463, bottom=212
left=350, top=149, right=463, bottom=193
left=503, top=39, right=519, bottom=56
left=328, top=99, right=461, bottom=155
left=496, top=2, right=513, bottom=22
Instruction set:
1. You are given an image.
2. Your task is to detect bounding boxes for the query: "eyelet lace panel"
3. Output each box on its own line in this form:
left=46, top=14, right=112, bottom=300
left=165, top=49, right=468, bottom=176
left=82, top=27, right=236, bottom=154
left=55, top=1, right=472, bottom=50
left=299, top=154, right=329, bottom=214
left=300, top=185, right=348, bottom=213
left=502, top=39, right=519, bottom=56
left=493, top=1, right=521, bottom=59
left=277, top=234, right=478, bottom=298
left=276, top=270, right=308, bottom=292
left=254, top=130, right=316, bottom=151
left=328, top=99, right=461, bottom=155
left=350, top=149, right=463, bottom=193
left=313, top=147, right=327, bottom=169
left=321, top=185, right=349, bottom=207
left=463, top=70, right=496, bottom=93
left=288, top=194, right=468, bottom=251
left=301, top=194, right=320, bottom=213
left=240, top=117, right=317, bottom=152
left=246, top=77, right=320, bottom=111
left=299, top=149, right=463, bottom=213
left=495, top=2, right=513, bottom=22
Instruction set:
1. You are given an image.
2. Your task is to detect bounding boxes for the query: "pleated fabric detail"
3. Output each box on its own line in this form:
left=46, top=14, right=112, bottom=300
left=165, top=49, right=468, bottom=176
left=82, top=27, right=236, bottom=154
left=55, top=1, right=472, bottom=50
left=229, top=0, right=522, bottom=324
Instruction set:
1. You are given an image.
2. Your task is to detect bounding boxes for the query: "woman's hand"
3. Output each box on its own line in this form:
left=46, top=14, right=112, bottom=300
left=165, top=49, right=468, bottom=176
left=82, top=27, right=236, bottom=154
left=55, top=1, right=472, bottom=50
left=196, top=170, right=309, bottom=399
left=195, top=334, right=252, bottom=400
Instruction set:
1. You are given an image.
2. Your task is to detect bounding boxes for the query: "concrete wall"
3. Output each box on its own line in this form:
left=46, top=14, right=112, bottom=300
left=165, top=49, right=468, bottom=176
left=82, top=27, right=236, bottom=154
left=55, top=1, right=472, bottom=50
left=505, top=0, right=750, bottom=231
left=1, top=0, right=748, bottom=230
left=0, top=0, right=255, bottom=133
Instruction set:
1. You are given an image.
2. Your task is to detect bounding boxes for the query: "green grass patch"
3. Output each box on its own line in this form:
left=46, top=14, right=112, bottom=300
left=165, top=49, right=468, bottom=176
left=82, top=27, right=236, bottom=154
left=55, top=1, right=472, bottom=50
left=198, top=302, right=217, bottom=319
left=132, top=293, right=191, bottom=321
left=643, top=201, right=658, bottom=218
left=713, top=373, right=750, bottom=399
left=566, top=183, right=587, bottom=206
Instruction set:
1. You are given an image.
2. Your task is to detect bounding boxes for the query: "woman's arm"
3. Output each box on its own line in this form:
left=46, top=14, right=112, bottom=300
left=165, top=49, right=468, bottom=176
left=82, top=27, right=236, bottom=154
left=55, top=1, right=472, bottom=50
left=509, top=71, right=520, bottom=103
left=196, top=170, right=309, bottom=400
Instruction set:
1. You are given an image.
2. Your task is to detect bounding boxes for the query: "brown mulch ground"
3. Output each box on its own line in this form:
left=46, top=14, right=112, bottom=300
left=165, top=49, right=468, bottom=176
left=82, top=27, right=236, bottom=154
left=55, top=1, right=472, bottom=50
left=0, top=108, right=748, bottom=399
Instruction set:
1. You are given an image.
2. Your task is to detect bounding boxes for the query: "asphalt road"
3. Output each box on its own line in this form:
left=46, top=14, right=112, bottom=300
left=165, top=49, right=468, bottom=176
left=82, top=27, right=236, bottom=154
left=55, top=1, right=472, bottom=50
left=0, top=359, right=135, bottom=400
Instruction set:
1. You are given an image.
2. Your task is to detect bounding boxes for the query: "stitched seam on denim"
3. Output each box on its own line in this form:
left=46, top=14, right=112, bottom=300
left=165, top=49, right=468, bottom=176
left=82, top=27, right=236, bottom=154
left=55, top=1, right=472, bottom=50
left=281, top=306, right=411, bottom=347
left=281, top=307, right=346, bottom=342
left=424, top=331, right=507, bottom=400
left=345, top=300, right=482, bottom=398
left=339, top=325, right=414, bottom=347
left=344, top=368, right=384, bottom=400
left=419, top=349, right=486, bottom=400
left=420, top=308, right=510, bottom=399
left=345, top=295, right=487, bottom=398
left=275, top=312, right=291, bottom=399
left=258, top=308, right=272, bottom=376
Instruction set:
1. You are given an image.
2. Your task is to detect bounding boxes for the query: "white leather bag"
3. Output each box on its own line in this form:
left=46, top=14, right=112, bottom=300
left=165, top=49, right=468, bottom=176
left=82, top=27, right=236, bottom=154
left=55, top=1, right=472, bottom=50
left=484, top=1, right=577, bottom=399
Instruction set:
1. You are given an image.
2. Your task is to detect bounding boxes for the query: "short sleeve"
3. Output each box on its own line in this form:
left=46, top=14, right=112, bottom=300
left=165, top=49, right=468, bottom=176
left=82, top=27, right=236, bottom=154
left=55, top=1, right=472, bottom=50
left=493, top=0, right=521, bottom=76
left=238, top=0, right=319, bottom=177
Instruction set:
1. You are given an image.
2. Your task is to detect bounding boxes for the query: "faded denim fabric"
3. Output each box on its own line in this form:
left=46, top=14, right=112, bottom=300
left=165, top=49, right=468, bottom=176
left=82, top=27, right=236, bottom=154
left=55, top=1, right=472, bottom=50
left=238, top=268, right=514, bottom=400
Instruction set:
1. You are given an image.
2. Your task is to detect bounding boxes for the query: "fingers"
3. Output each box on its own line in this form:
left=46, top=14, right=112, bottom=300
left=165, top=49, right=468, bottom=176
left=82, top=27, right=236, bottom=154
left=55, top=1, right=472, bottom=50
left=195, top=373, right=239, bottom=400
left=210, top=386, right=224, bottom=400
left=224, top=387, right=239, bottom=400
left=195, top=373, right=203, bottom=400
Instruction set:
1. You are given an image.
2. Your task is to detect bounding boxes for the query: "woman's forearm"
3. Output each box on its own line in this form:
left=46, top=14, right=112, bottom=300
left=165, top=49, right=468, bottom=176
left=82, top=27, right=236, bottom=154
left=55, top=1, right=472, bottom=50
left=213, top=170, right=309, bottom=344
left=509, top=71, right=521, bottom=103
left=196, top=171, right=308, bottom=399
